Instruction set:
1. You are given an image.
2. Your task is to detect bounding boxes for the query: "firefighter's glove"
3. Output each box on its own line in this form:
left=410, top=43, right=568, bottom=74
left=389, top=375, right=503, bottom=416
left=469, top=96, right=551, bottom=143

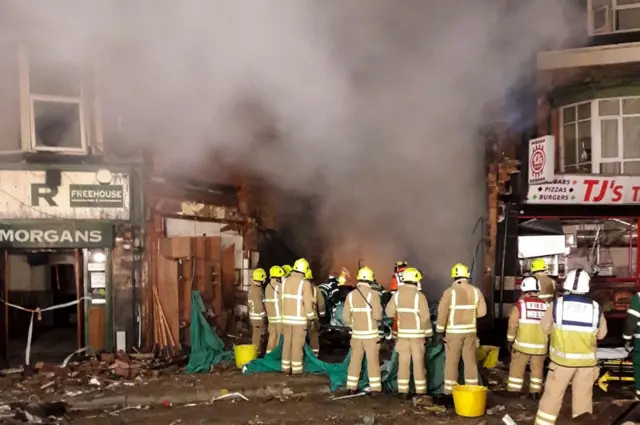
left=625, top=340, right=633, bottom=353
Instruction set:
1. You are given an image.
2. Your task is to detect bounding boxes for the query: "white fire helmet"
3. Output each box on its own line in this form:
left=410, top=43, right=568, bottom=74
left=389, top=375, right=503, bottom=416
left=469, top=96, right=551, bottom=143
left=520, top=276, right=540, bottom=293
left=562, top=269, right=591, bottom=294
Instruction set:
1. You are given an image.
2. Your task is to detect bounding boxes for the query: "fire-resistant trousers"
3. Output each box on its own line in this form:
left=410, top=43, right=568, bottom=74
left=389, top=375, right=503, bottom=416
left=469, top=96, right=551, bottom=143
left=443, top=333, right=479, bottom=394
left=266, top=322, right=282, bottom=354
left=281, top=324, right=307, bottom=374
left=507, top=351, right=546, bottom=393
left=251, top=320, right=264, bottom=352
left=347, top=338, right=381, bottom=392
left=632, top=350, right=640, bottom=400
left=396, top=339, right=427, bottom=394
left=534, top=363, right=599, bottom=425
left=307, top=320, right=320, bottom=356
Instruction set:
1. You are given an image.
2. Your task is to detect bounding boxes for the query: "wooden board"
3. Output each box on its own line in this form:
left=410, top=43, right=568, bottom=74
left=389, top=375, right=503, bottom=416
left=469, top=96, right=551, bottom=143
left=222, top=244, right=235, bottom=310
left=156, top=252, right=179, bottom=347
left=88, top=306, right=106, bottom=351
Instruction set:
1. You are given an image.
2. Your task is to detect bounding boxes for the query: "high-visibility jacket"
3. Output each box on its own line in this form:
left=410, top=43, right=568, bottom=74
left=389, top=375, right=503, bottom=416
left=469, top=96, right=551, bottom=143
left=534, top=272, right=557, bottom=303
left=436, top=280, right=487, bottom=334
left=549, top=294, right=602, bottom=367
left=312, top=286, right=326, bottom=319
left=390, top=267, right=406, bottom=292
left=281, top=273, right=315, bottom=326
left=507, top=295, right=548, bottom=355
left=264, top=278, right=282, bottom=323
left=623, top=293, right=640, bottom=349
left=248, top=283, right=266, bottom=322
left=385, top=284, right=432, bottom=339
left=343, top=282, right=383, bottom=339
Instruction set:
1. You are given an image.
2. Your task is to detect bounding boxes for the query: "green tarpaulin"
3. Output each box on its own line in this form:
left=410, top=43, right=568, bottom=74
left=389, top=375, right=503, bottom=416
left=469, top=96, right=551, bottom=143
left=186, top=291, right=234, bottom=373
left=243, top=339, right=451, bottom=394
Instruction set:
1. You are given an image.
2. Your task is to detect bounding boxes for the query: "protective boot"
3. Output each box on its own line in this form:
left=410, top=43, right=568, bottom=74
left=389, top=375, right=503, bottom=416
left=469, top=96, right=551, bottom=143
left=572, top=413, right=594, bottom=422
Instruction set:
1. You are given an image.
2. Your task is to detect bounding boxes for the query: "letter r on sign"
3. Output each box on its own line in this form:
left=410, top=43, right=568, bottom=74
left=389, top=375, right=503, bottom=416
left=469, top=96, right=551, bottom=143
left=31, top=184, right=59, bottom=207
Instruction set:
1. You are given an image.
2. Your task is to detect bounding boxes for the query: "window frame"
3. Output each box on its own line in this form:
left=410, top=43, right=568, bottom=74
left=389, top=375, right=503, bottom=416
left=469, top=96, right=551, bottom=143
left=589, top=0, right=640, bottom=35
left=559, top=96, right=640, bottom=175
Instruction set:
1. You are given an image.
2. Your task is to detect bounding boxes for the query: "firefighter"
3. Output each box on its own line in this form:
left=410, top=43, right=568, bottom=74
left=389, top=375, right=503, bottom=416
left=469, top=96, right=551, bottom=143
left=343, top=266, right=383, bottom=394
left=305, top=268, right=326, bottom=357
left=385, top=267, right=432, bottom=399
left=283, top=264, right=293, bottom=278
left=436, top=263, right=487, bottom=394
left=264, top=265, right=285, bottom=354
left=248, top=268, right=267, bottom=351
left=505, top=276, right=548, bottom=399
left=534, top=269, right=607, bottom=425
left=280, top=258, right=315, bottom=374
left=623, top=291, right=640, bottom=400
left=531, top=258, right=557, bottom=303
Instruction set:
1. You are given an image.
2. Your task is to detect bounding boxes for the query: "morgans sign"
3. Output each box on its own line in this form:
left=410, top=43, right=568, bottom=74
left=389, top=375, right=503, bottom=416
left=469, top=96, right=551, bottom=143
left=0, top=222, right=114, bottom=249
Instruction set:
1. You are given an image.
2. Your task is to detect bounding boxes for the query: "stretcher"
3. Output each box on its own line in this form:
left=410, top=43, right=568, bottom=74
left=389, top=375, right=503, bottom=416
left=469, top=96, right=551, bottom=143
left=596, top=347, right=634, bottom=392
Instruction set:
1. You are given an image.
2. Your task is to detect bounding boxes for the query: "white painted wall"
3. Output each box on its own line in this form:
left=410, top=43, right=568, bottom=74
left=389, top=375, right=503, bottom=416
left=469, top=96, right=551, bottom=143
left=8, top=254, right=50, bottom=291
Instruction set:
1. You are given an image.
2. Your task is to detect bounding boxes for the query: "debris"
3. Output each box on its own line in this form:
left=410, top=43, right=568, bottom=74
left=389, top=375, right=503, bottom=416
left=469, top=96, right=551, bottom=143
left=89, top=377, right=101, bottom=386
left=109, top=405, right=150, bottom=416
left=421, top=405, right=447, bottom=414
left=362, top=413, right=375, bottom=425
left=331, top=392, right=367, bottom=401
left=502, top=414, right=518, bottom=425
left=412, top=395, right=434, bottom=407
left=211, top=392, right=249, bottom=402
left=64, top=390, right=83, bottom=398
left=487, top=405, right=506, bottom=415
left=169, top=420, right=182, bottom=425
left=61, top=346, right=97, bottom=368
left=39, top=382, right=55, bottom=390
left=162, top=400, right=172, bottom=408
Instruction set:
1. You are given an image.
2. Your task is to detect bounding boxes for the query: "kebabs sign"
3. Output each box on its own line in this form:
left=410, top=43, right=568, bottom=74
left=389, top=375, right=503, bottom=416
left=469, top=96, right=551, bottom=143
left=528, top=136, right=555, bottom=185
left=527, top=176, right=640, bottom=205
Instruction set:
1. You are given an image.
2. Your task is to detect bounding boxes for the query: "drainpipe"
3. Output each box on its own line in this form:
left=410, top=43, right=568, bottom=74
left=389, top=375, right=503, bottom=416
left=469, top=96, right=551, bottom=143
left=498, top=203, right=510, bottom=320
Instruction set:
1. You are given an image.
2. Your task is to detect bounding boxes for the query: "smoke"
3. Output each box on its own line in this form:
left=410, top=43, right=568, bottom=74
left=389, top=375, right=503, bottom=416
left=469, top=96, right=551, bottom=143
left=2, top=0, right=583, bottom=295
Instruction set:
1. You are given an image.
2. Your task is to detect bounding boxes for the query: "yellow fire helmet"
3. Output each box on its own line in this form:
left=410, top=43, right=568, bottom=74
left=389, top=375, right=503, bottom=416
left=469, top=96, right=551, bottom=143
left=282, top=265, right=293, bottom=277
left=530, top=258, right=547, bottom=273
left=269, top=265, right=285, bottom=278
left=252, top=268, right=267, bottom=282
left=293, top=258, right=310, bottom=274
left=451, top=263, right=470, bottom=280
left=305, top=268, right=313, bottom=280
left=402, top=267, right=422, bottom=283
left=357, top=266, right=374, bottom=282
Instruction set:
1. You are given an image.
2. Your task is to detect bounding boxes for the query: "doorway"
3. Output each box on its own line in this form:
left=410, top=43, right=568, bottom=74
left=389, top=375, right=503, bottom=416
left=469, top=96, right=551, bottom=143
left=4, top=249, right=84, bottom=365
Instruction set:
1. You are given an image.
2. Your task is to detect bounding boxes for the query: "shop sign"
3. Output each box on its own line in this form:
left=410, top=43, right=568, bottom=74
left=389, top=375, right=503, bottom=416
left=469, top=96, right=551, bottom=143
left=527, top=175, right=640, bottom=205
left=0, top=222, right=114, bottom=248
left=528, top=136, right=555, bottom=185
left=69, top=185, right=124, bottom=207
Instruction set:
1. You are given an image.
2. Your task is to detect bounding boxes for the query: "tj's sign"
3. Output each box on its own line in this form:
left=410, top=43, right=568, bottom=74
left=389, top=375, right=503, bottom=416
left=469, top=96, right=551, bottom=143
left=0, top=169, right=130, bottom=220
left=0, top=222, right=114, bottom=249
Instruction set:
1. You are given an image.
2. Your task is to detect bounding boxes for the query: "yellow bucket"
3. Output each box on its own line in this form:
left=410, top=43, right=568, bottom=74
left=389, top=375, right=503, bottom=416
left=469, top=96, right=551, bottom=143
left=452, top=385, right=488, bottom=417
left=476, top=345, right=499, bottom=369
left=234, top=344, right=257, bottom=368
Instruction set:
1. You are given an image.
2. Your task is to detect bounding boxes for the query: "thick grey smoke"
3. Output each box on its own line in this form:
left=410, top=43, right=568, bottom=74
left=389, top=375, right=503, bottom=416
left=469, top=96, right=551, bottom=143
left=3, top=0, right=582, bottom=295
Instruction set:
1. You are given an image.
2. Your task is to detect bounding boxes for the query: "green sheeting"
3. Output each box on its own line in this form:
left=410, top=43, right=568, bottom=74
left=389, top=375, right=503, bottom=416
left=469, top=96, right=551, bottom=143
left=243, top=339, right=451, bottom=394
left=185, top=291, right=234, bottom=373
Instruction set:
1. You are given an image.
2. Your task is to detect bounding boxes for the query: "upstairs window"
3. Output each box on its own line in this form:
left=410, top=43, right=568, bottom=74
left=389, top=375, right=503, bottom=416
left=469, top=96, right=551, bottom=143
left=590, top=0, right=640, bottom=35
left=561, top=102, right=592, bottom=173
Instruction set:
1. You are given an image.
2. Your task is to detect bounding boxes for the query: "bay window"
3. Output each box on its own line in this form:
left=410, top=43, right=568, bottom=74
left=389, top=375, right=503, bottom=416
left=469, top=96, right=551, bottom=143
left=560, top=97, right=640, bottom=175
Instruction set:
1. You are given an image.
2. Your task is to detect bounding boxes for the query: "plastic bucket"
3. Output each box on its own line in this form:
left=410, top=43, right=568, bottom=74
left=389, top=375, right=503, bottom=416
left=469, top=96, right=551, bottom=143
left=452, top=385, right=488, bottom=417
left=234, top=344, right=257, bottom=369
left=476, top=345, right=500, bottom=369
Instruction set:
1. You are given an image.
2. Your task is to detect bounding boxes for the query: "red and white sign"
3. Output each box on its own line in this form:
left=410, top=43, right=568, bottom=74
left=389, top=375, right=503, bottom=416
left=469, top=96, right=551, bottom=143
left=527, top=175, right=640, bottom=204
left=528, top=136, right=555, bottom=185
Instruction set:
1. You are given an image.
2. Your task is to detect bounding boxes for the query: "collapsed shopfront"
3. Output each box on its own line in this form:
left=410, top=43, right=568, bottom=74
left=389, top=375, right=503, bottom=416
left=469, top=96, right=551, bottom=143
left=0, top=165, right=140, bottom=366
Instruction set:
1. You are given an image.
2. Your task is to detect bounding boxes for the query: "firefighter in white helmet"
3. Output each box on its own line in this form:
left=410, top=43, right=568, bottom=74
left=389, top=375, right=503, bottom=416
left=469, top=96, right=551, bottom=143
left=505, top=276, right=548, bottom=399
left=436, top=263, right=487, bottom=394
left=534, top=269, right=607, bottom=425
left=530, top=258, right=557, bottom=303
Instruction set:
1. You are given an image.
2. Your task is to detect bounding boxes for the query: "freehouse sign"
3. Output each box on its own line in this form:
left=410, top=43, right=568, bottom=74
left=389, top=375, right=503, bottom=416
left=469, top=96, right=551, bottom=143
left=0, top=169, right=130, bottom=220
left=0, top=222, right=115, bottom=249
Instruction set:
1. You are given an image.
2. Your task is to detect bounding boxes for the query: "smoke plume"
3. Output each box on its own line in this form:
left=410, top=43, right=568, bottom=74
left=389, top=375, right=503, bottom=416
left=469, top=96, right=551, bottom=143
left=2, top=0, right=583, bottom=295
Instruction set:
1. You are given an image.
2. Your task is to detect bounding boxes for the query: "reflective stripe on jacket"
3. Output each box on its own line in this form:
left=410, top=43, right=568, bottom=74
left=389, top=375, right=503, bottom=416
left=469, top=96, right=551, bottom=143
left=436, top=281, right=487, bottom=334
left=507, top=295, right=548, bottom=355
left=248, top=283, right=266, bottom=322
left=343, top=283, right=382, bottom=339
left=549, top=295, right=600, bottom=367
left=385, top=284, right=432, bottom=338
left=264, top=278, right=282, bottom=323
left=281, top=274, right=315, bottom=326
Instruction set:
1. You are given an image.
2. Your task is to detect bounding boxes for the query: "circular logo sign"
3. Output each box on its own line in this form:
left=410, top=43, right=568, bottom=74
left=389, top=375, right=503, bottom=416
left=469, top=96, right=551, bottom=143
left=530, top=148, right=545, bottom=174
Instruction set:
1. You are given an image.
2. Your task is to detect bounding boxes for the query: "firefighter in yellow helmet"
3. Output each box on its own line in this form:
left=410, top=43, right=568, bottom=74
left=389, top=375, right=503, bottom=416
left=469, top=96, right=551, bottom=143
left=534, top=269, right=607, bottom=424
left=530, top=258, right=557, bottom=303
left=343, top=266, right=383, bottom=394
left=385, top=267, right=432, bottom=399
left=305, top=268, right=326, bottom=357
left=280, top=258, right=315, bottom=374
left=264, top=266, right=285, bottom=354
left=436, top=263, right=487, bottom=394
left=282, top=265, right=293, bottom=278
left=505, top=276, right=549, bottom=399
left=248, top=268, right=267, bottom=352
